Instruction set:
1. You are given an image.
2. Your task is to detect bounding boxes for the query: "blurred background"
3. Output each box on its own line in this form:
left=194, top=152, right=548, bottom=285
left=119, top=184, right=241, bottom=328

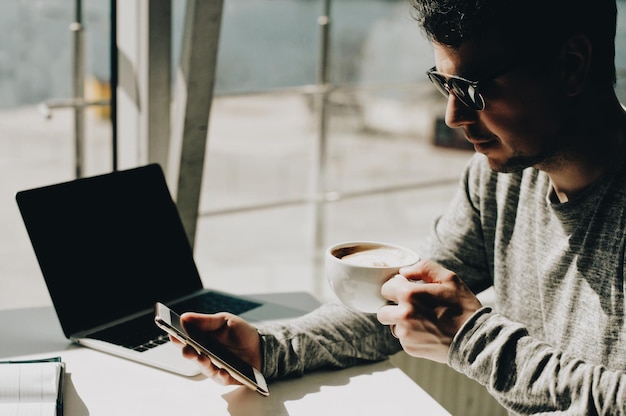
left=2, top=1, right=626, bottom=414
left=0, top=0, right=475, bottom=309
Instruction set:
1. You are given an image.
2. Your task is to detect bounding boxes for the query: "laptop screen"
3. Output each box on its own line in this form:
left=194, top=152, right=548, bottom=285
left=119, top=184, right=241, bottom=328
left=16, top=164, right=204, bottom=337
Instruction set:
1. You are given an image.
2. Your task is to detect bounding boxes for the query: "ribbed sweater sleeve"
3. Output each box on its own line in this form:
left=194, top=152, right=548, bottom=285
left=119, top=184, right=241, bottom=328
left=257, top=302, right=402, bottom=381
left=449, top=307, right=626, bottom=415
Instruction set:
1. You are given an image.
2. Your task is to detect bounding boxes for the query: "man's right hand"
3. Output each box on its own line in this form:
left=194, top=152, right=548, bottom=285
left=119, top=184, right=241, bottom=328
left=173, top=312, right=263, bottom=386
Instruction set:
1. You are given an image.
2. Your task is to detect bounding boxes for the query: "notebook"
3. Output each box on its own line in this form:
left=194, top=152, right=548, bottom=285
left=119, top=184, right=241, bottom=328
left=15, top=164, right=316, bottom=376
left=0, top=356, right=65, bottom=416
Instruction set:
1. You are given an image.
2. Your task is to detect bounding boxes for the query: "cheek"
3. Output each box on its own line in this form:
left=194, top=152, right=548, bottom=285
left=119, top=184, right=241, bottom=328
left=485, top=85, right=562, bottom=145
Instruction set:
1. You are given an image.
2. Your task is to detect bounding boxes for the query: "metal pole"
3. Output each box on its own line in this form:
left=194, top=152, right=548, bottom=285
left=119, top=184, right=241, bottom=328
left=38, top=0, right=111, bottom=177
left=313, top=0, right=332, bottom=291
left=172, top=0, right=223, bottom=248
left=71, top=0, right=86, bottom=178
left=110, top=0, right=118, bottom=172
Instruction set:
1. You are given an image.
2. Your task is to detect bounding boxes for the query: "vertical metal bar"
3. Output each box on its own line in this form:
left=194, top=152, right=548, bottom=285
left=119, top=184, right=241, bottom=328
left=115, top=1, right=171, bottom=171
left=312, top=0, right=332, bottom=290
left=171, top=0, right=224, bottom=248
left=71, top=0, right=85, bottom=178
left=318, top=0, right=331, bottom=85
left=110, top=0, right=118, bottom=171
left=146, top=0, right=172, bottom=171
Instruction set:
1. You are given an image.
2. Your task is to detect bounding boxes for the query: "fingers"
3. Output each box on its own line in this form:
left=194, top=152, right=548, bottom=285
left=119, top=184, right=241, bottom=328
left=377, top=259, right=484, bottom=363
left=181, top=347, right=234, bottom=386
left=377, top=297, right=414, bottom=327
left=181, top=343, right=202, bottom=359
left=398, top=259, right=451, bottom=283
left=378, top=268, right=431, bottom=327
left=380, top=273, right=427, bottom=306
left=173, top=312, right=263, bottom=387
left=169, top=334, right=184, bottom=345
left=196, top=352, right=233, bottom=385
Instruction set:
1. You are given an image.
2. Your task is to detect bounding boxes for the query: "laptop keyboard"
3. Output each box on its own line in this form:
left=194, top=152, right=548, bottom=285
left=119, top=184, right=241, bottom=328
left=88, top=292, right=261, bottom=352
left=171, top=292, right=261, bottom=316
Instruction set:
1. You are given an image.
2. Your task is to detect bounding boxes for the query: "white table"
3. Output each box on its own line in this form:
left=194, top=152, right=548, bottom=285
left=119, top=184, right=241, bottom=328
left=1, top=305, right=451, bottom=416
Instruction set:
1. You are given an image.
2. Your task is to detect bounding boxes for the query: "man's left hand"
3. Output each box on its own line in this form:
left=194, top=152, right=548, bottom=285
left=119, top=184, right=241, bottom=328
left=377, top=259, right=483, bottom=363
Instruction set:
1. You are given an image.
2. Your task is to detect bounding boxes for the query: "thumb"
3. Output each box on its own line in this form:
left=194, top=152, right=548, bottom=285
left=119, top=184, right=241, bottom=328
left=399, top=259, right=443, bottom=284
left=399, top=260, right=427, bottom=281
left=181, top=312, right=228, bottom=333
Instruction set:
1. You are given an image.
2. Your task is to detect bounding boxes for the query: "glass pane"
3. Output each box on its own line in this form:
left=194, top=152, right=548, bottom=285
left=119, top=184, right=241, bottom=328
left=329, top=0, right=433, bottom=85
left=200, top=94, right=317, bottom=212
left=214, top=0, right=321, bottom=93
left=0, top=0, right=112, bottom=310
left=322, top=86, right=469, bottom=196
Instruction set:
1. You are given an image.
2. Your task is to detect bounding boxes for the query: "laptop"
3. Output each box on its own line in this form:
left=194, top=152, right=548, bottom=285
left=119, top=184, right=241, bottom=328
left=15, top=164, right=317, bottom=376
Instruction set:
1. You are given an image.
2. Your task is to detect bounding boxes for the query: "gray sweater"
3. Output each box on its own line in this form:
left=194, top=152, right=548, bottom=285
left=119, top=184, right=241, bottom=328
left=258, top=153, right=626, bottom=415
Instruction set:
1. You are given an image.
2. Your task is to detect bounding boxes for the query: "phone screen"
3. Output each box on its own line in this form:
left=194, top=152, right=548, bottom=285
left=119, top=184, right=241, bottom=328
left=154, top=302, right=269, bottom=396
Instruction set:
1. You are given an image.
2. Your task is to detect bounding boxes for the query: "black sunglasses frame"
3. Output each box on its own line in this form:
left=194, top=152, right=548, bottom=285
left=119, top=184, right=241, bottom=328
left=426, top=63, right=519, bottom=111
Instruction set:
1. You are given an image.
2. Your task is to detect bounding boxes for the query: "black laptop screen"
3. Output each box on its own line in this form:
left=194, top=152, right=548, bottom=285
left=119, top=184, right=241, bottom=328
left=16, top=164, right=204, bottom=337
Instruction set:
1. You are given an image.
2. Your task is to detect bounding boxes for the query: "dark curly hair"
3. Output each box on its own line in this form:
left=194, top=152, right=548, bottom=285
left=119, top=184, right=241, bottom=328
left=409, top=0, right=617, bottom=86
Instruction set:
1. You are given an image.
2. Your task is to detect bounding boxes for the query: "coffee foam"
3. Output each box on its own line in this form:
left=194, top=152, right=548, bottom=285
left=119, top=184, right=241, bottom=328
left=339, top=247, right=411, bottom=267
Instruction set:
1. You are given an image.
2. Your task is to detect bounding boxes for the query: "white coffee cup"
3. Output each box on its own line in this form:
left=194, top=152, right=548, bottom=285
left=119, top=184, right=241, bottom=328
left=326, top=241, right=420, bottom=313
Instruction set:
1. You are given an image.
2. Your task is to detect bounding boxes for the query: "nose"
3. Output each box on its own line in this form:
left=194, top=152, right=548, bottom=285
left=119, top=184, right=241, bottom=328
left=444, top=94, right=478, bottom=129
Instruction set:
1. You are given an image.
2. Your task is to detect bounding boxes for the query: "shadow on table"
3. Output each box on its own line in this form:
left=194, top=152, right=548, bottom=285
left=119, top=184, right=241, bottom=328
left=220, top=361, right=392, bottom=416
left=62, top=373, right=90, bottom=416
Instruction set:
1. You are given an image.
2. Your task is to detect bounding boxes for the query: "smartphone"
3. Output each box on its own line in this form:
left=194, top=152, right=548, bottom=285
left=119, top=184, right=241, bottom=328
left=154, top=302, right=270, bottom=396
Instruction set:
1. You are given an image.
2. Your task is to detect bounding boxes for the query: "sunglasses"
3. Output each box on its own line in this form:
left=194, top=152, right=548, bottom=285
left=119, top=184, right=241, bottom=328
left=426, top=63, right=518, bottom=111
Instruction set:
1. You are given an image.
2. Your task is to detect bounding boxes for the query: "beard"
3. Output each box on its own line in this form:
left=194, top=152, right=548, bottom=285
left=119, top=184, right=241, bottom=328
left=464, top=122, right=571, bottom=173
left=486, top=136, right=566, bottom=174
left=489, top=152, right=549, bottom=173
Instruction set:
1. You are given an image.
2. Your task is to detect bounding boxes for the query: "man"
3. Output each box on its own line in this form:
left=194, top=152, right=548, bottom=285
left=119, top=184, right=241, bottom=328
left=177, top=0, right=626, bottom=413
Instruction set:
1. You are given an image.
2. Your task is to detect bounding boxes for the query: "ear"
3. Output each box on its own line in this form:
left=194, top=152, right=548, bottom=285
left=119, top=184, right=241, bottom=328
left=557, top=34, right=592, bottom=97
